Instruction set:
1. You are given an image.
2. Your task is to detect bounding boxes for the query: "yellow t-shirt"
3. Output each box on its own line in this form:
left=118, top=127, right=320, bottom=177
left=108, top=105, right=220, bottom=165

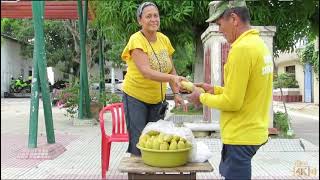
left=200, top=29, right=273, bottom=145
left=121, top=31, right=175, bottom=104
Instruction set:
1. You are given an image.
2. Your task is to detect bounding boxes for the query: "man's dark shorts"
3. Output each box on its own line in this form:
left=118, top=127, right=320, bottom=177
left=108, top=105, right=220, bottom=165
left=122, top=92, right=162, bottom=156
left=219, top=143, right=263, bottom=180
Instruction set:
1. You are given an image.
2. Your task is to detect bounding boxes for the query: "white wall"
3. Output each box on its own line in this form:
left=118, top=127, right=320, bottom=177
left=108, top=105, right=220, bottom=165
left=1, top=38, right=32, bottom=97
left=276, top=60, right=304, bottom=100
left=275, top=51, right=319, bottom=103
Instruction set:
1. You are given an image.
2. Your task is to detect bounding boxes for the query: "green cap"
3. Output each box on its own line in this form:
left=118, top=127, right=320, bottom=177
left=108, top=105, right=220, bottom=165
left=206, top=0, right=247, bottom=23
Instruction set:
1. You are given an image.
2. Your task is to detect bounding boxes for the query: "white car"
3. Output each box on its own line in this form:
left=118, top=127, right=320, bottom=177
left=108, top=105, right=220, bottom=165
left=91, top=79, right=123, bottom=93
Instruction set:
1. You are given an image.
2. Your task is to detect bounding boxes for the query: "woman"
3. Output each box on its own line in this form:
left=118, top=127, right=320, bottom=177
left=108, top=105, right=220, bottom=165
left=121, top=1, right=187, bottom=156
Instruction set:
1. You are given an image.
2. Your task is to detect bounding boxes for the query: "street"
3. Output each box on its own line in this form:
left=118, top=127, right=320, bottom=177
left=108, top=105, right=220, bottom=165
left=289, top=113, right=319, bottom=146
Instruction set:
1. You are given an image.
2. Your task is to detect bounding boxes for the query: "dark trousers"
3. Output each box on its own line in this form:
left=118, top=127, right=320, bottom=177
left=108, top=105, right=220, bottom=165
left=122, top=92, right=162, bottom=156
left=219, top=144, right=262, bottom=180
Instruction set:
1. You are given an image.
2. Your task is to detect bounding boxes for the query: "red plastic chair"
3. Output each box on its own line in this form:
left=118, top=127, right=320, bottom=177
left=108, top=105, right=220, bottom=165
left=99, top=102, right=128, bottom=179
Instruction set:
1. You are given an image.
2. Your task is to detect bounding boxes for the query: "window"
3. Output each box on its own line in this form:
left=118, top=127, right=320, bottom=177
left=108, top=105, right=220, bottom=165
left=285, top=65, right=295, bottom=74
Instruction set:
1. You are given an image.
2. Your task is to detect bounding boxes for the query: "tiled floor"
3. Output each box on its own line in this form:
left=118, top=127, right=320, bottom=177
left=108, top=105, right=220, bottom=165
left=1, top=98, right=319, bottom=179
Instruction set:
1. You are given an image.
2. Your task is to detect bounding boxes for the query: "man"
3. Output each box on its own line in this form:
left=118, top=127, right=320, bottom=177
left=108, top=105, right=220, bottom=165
left=187, top=1, right=273, bottom=179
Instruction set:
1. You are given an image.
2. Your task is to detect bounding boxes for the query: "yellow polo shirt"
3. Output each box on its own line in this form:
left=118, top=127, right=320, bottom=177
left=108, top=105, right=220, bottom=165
left=121, top=31, right=174, bottom=104
left=200, top=29, right=273, bottom=145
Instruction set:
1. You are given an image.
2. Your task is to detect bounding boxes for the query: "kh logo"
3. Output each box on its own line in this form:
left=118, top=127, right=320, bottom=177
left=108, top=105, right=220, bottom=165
left=293, top=160, right=318, bottom=177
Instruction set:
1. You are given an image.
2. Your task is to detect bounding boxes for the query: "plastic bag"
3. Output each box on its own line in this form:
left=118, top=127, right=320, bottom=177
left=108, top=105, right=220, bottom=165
left=189, top=141, right=213, bottom=163
left=141, top=120, right=213, bottom=163
left=141, top=120, right=197, bottom=162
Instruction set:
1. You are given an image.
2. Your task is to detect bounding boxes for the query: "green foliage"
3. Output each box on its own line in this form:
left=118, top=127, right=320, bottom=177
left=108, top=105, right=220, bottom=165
left=173, top=42, right=195, bottom=77
left=273, top=73, right=299, bottom=89
left=170, top=103, right=203, bottom=115
left=91, top=0, right=319, bottom=77
left=90, top=0, right=210, bottom=77
left=2, top=0, right=318, bottom=79
left=298, top=41, right=319, bottom=79
left=58, top=82, right=80, bottom=118
left=104, top=93, right=122, bottom=105
left=247, top=0, right=319, bottom=54
left=273, top=111, right=294, bottom=138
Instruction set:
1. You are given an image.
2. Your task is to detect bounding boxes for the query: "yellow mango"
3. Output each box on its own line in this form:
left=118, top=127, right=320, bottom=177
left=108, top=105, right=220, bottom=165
left=163, top=135, right=173, bottom=142
left=146, top=139, right=153, bottom=149
left=147, top=130, right=160, bottom=136
left=139, top=140, right=146, bottom=148
left=185, top=141, right=192, bottom=148
left=181, top=81, right=205, bottom=93
left=169, top=140, right=177, bottom=150
left=197, top=87, right=205, bottom=93
left=159, top=142, right=169, bottom=150
left=158, top=133, right=165, bottom=142
left=139, top=134, right=150, bottom=142
left=177, top=140, right=186, bottom=149
left=180, top=138, right=187, bottom=144
left=172, top=135, right=180, bottom=142
left=181, top=81, right=194, bottom=92
left=152, top=139, right=160, bottom=150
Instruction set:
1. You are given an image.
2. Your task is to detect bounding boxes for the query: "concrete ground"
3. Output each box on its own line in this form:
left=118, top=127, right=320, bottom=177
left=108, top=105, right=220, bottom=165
left=1, top=98, right=319, bottom=179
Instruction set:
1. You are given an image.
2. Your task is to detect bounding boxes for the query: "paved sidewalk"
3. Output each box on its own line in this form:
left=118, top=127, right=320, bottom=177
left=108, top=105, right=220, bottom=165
left=1, top=98, right=319, bottom=179
left=273, top=101, right=319, bottom=119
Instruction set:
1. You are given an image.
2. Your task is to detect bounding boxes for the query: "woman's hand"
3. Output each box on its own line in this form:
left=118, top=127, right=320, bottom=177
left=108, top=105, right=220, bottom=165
left=173, top=94, right=188, bottom=112
left=170, top=75, right=187, bottom=90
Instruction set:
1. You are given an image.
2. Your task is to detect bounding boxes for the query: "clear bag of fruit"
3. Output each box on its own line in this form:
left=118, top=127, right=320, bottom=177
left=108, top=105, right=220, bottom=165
left=138, top=120, right=197, bottom=162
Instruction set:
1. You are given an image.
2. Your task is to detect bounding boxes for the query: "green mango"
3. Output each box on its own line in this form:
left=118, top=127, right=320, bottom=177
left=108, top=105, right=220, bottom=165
left=139, top=140, right=146, bottom=148
left=152, top=138, right=160, bottom=150
left=172, top=135, right=180, bottom=142
left=139, top=134, right=150, bottom=142
left=146, top=139, right=153, bottom=149
left=163, top=135, right=173, bottom=142
left=146, top=130, right=160, bottom=136
left=185, top=141, right=192, bottom=148
left=180, top=137, right=187, bottom=143
left=159, top=142, right=169, bottom=150
left=158, top=133, right=165, bottom=142
left=177, top=140, right=186, bottom=149
left=169, top=140, right=177, bottom=150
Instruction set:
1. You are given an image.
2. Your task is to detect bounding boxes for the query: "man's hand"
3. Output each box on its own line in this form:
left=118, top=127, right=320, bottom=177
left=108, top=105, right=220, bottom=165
left=187, top=86, right=202, bottom=108
left=174, top=94, right=188, bottom=112
left=171, top=75, right=187, bottom=90
left=194, top=83, right=214, bottom=94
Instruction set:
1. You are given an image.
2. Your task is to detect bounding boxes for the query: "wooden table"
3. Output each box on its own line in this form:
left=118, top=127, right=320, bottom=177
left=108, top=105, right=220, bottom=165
left=118, top=157, right=213, bottom=180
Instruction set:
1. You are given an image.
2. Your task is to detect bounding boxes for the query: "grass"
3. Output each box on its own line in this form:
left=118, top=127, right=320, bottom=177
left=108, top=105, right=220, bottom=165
left=170, top=104, right=203, bottom=115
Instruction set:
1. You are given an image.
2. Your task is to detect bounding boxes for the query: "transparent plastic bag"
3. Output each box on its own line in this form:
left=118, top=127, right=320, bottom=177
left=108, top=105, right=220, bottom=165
left=141, top=120, right=196, bottom=162
left=189, top=141, right=213, bottom=163
left=141, top=120, right=213, bottom=163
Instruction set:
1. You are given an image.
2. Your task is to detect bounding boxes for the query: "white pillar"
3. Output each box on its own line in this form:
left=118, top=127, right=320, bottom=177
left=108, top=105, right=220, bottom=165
left=111, top=66, right=115, bottom=93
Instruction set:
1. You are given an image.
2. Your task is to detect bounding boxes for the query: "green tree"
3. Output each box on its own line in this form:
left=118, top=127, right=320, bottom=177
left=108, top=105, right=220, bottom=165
left=1, top=18, right=110, bottom=79
left=297, top=40, right=319, bottom=79
left=91, top=0, right=319, bottom=79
